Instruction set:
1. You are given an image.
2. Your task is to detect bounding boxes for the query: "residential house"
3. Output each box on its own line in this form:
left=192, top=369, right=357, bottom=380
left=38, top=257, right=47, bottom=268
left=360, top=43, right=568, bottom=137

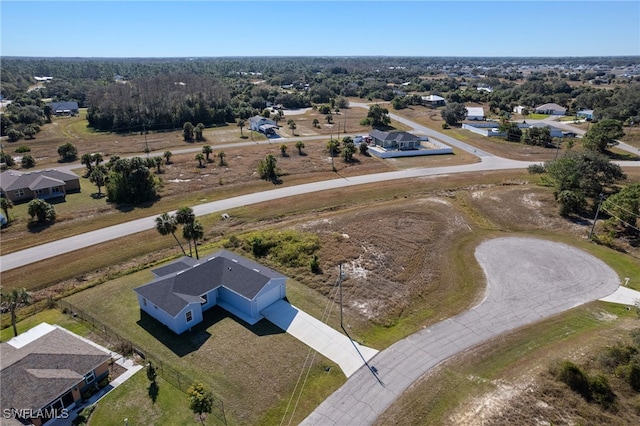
left=528, top=123, right=577, bottom=138
left=249, top=115, right=278, bottom=135
left=513, top=105, right=527, bottom=115
left=465, top=107, right=485, bottom=121
left=369, top=129, right=422, bottom=150
left=421, top=94, right=446, bottom=106
left=134, top=249, right=288, bottom=334
left=576, top=109, right=595, bottom=120
left=534, top=103, right=567, bottom=116
left=0, top=169, right=80, bottom=203
left=1, top=323, right=112, bottom=426
left=48, top=101, right=79, bottom=116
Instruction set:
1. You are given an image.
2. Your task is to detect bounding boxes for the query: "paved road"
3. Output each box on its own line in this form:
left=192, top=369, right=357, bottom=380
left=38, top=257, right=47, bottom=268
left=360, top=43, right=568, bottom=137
left=0, top=156, right=531, bottom=271
left=301, top=237, right=621, bottom=425
left=2, top=106, right=639, bottom=270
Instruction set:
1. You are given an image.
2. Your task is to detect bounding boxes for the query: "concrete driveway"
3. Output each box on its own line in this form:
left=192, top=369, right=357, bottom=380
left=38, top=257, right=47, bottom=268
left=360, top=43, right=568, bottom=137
left=261, top=300, right=378, bottom=377
left=302, top=237, right=622, bottom=425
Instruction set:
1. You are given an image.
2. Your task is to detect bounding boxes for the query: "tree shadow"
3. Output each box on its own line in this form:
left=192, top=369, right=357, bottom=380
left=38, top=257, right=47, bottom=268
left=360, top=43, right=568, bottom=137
left=27, top=221, right=54, bottom=233
left=91, top=193, right=106, bottom=199
left=148, top=381, right=159, bottom=403
left=607, top=150, right=640, bottom=161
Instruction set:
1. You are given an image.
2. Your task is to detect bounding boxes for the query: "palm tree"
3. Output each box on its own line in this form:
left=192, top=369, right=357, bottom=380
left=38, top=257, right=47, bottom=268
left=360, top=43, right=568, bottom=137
left=1, top=197, right=13, bottom=222
left=81, top=153, right=93, bottom=175
left=289, top=121, right=297, bottom=136
left=153, top=156, right=163, bottom=174
left=195, top=153, right=205, bottom=168
left=164, top=151, right=173, bottom=164
left=92, top=152, right=104, bottom=165
left=312, top=118, right=320, bottom=128
left=280, top=144, right=288, bottom=157
left=237, top=119, right=246, bottom=137
left=175, top=207, right=196, bottom=256
left=183, top=220, right=204, bottom=259
left=1, top=288, right=31, bottom=337
left=296, top=141, right=305, bottom=155
left=202, top=145, right=213, bottom=162
left=89, top=166, right=107, bottom=196
left=155, top=212, right=186, bottom=256
left=218, top=151, right=226, bottom=166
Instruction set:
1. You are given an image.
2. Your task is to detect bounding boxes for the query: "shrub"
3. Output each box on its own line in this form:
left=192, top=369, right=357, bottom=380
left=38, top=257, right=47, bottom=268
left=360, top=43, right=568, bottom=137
left=589, top=374, right=616, bottom=409
left=628, top=363, right=640, bottom=392
left=15, top=146, right=31, bottom=153
left=554, top=360, right=592, bottom=401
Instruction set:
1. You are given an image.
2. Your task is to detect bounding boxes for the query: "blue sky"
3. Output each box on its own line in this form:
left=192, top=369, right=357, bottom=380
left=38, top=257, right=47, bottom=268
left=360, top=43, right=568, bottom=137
left=1, top=1, right=639, bottom=57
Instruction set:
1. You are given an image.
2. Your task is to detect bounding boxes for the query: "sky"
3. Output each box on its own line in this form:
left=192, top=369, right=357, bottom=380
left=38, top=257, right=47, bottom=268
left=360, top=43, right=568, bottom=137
left=1, top=1, right=639, bottom=58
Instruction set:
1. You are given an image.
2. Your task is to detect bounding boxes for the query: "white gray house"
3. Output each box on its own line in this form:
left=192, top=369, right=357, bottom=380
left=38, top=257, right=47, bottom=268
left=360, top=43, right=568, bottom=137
left=249, top=115, right=278, bottom=134
left=465, top=106, right=485, bottom=121
left=134, top=250, right=288, bottom=334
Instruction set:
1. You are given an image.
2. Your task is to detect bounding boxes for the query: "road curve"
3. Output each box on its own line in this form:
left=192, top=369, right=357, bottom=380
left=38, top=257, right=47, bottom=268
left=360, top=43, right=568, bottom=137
left=301, top=237, right=621, bottom=425
left=0, top=157, right=531, bottom=271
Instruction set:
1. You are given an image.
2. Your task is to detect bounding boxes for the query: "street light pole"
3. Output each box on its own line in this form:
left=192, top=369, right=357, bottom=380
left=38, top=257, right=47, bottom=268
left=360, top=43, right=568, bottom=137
left=589, top=193, right=605, bottom=240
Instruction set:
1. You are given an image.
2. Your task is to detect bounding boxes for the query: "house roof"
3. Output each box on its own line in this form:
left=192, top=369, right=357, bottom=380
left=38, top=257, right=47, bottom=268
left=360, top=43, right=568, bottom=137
left=535, top=103, right=566, bottom=112
left=1, top=323, right=111, bottom=412
left=134, top=250, right=287, bottom=317
left=465, top=107, right=485, bottom=117
left=0, top=169, right=79, bottom=192
left=28, top=175, right=66, bottom=191
left=49, top=101, right=79, bottom=111
left=249, top=115, right=276, bottom=125
left=577, top=109, right=594, bottom=115
left=369, top=129, right=420, bottom=143
left=422, top=94, right=445, bottom=102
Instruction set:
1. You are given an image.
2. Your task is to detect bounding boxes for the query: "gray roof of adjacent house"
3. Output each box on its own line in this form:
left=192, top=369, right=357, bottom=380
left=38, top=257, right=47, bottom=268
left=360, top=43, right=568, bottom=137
left=49, top=101, right=79, bottom=112
left=421, top=94, right=445, bottom=102
left=370, top=129, right=420, bottom=142
left=1, top=323, right=111, bottom=412
left=135, top=250, right=287, bottom=317
left=0, top=169, right=79, bottom=191
left=535, top=102, right=566, bottom=112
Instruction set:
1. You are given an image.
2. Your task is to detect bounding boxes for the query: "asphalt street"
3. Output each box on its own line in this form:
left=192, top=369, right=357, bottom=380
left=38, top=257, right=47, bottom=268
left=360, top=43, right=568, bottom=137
left=301, top=237, right=622, bottom=425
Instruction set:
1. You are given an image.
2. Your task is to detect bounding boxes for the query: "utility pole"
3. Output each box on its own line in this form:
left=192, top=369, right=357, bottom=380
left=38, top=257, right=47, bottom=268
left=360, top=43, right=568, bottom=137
left=143, top=122, right=149, bottom=157
left=338, top=263, right=345, bottom=330
left=589, top=193, right=605, bottom=240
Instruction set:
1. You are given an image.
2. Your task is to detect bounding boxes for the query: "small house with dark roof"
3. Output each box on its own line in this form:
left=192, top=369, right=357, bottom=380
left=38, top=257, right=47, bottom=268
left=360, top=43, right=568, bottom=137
left=369, top=129, right=422, bottom=150
left=134, top=249, right=288, bottom=334
left=0, top=169, right=80, bottom=203
left=48, top=101, right=79, bottom=116
left=1, top=323, right=112, bottom=426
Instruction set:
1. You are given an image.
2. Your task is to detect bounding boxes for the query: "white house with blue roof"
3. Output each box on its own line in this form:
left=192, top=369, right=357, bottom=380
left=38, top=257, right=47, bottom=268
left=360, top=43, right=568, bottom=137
left=134, top=250, right=287, bottom=334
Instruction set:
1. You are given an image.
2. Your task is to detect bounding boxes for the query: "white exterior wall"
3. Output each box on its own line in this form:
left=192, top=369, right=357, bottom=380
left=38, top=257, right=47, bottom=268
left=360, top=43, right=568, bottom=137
left=256, top=278, right=287, bottom=312
left=218, top=287, right=254, bottom=317
left=138, top=294, right=178, bottom=331
left=173, top=303, right=203, bottom=334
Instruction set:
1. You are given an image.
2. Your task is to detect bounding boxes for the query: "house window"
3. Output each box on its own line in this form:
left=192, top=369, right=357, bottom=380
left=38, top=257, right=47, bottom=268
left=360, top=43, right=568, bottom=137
left=14, top=189, right=25, bottom=197
left=52, top=187, right=62, bottom=193
left=36, top=189, right=45, bottom=195
left=85, top=371, right=95, bottom=385
left=201, top=294, right=208, bottom=305
left=143, top=298, right=147, bottom=306
left=186, top=310, right=193, bottom=322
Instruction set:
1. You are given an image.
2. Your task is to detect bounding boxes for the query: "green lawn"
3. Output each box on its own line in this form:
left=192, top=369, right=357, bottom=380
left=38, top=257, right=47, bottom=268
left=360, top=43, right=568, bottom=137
left=88, top=371, right=198, bottom=426
left=527, top=113, right=550, bottom=120
left=0, top=308, right=91, bottom=342
left=63, top=250, right=346, bottom=425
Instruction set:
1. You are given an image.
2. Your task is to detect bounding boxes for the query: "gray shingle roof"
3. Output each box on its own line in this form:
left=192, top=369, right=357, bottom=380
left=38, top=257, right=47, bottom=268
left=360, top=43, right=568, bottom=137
left=370, top=129, right=420, bottom=143
left=134, top=250, right=287, bottom=317
left=0, top=169, right=79, bottom=192
left=49, top=101, right=79, bottom=112
left=1, top=327, right=111, bottom=412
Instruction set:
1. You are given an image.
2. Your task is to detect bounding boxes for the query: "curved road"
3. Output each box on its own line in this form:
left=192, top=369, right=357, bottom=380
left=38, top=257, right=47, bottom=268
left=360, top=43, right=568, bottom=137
left=301, top=237, right=621, bottom=425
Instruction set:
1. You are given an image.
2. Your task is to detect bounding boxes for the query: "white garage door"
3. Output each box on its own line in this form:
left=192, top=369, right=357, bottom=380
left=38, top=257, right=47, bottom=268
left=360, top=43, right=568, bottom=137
left=257, top=285, right=282, bottom=312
